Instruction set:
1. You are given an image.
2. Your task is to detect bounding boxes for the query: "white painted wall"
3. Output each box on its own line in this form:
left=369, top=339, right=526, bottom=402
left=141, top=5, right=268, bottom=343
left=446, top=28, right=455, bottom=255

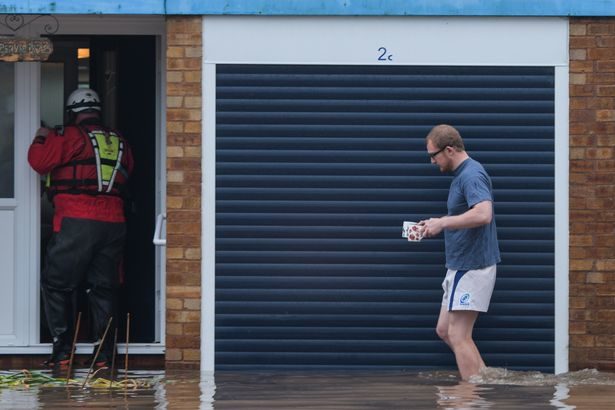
left=203, top=16, right=568, bottom=66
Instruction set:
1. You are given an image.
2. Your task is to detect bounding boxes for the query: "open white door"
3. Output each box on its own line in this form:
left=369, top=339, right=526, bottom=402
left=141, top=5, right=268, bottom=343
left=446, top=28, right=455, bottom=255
left=0, top=62, right=38, bottom=347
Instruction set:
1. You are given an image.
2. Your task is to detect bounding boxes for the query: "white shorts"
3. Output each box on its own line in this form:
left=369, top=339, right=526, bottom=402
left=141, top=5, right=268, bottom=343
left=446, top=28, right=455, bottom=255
left=441, top=265, right=497, bottom=312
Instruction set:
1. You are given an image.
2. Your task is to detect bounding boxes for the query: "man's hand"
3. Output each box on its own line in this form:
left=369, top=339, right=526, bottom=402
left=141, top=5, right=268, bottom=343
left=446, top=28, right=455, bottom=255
left=418, top=201, right=493, bottom=239
left=419, top=217, right=446, bottom=238
left=33, top=127, right=51, bottom=144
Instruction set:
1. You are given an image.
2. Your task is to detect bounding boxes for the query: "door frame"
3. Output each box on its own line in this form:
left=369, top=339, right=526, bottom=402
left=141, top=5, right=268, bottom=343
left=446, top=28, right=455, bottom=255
left=0, top=15, right=166, bottom=354
left=0, top=62, right=35, bottom=347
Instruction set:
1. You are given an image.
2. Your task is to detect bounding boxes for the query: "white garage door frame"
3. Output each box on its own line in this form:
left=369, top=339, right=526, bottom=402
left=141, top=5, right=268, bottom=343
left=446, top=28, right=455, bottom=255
left=201, top=16, right=569, bottom=373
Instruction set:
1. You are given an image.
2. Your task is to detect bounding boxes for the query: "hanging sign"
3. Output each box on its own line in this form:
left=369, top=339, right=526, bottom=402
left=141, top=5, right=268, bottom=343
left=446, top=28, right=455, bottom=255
left=0, top=37, right=53, bottom=62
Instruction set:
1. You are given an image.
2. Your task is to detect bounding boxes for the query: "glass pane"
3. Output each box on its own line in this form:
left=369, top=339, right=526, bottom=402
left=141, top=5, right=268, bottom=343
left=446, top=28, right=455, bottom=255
left=0, top=63, right=14, bottom=198
left=41, top=63, right=64, bottom=128
left=40, top=62, right=65, bottom=310
left=78, top=47, right=90, bottom=88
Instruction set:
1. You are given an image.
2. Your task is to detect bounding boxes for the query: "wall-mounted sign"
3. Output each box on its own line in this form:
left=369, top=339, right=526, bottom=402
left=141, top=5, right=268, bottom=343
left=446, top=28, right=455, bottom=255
left=0, top=37, right=53, bottom=62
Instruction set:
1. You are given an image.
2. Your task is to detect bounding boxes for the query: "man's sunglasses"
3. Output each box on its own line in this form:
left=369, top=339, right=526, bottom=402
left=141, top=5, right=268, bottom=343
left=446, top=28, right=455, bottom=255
left=428, top=146, right=447, bottom=159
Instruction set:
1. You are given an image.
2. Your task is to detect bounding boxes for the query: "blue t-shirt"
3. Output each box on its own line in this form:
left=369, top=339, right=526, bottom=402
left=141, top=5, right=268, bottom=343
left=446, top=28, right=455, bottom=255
left=444, top=158, right=501, bottom=270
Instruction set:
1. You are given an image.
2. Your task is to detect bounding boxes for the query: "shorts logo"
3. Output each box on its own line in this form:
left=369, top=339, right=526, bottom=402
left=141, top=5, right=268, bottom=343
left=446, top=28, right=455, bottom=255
left=460, top=293, right=471, bottom=306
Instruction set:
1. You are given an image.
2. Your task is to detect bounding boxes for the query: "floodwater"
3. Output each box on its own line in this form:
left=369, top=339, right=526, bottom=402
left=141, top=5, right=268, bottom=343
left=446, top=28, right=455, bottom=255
left=2, top=367, right=615, bottom=409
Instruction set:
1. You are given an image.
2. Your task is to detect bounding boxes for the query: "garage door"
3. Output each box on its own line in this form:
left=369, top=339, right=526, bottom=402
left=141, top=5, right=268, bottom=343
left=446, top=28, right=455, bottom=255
left=215, top=64, right=554, bottom=371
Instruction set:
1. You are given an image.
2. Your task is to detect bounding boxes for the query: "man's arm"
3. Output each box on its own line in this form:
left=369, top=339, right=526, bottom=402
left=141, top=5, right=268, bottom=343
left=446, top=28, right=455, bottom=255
left=28, top=127, right=83, bottom=175
left=28, top=127, right=55, bottom=174
left=420, top=200, right=493, bottom=238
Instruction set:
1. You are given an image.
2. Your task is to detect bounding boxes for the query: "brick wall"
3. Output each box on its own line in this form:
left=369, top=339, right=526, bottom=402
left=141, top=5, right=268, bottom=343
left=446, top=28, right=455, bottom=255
left=165, top=16, right=202, bottom=369
left=570, top=18, right=615, bottom=371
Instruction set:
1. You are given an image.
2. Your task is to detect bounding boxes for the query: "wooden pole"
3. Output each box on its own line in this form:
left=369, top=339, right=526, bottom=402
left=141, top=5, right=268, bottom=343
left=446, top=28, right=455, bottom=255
left=109, top=327, right=118, bottom=386
left=65, top=311, right=82, bottom=385
left=124, top=313, right=130, bottom=385
left=82, top=316, right=113, bottom=388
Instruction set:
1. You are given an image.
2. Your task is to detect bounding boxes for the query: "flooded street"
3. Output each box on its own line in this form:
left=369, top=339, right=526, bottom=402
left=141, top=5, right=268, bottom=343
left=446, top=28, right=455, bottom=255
left=2, top=368, right=615, bottom=408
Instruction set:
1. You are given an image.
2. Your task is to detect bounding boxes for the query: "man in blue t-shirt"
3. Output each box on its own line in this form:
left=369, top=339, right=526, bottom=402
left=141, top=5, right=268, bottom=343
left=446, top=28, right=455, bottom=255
left=418, top=124, right=501, bottom=380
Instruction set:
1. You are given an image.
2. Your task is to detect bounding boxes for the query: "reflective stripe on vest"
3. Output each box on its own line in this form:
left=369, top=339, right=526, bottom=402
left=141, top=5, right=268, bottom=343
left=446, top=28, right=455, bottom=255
left=45, top=126, right=128, bottom=199
left=86, top=130, right=124, bottom=193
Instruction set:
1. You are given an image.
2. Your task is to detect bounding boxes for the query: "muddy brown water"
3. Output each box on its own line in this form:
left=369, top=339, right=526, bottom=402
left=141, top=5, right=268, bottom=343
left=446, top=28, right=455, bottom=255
left=2, top=367, right=615, bottom=409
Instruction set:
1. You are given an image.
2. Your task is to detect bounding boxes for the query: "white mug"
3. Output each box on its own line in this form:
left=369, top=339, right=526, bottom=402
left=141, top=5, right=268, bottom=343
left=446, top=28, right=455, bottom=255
left=402, top=221, right=424, bottom=242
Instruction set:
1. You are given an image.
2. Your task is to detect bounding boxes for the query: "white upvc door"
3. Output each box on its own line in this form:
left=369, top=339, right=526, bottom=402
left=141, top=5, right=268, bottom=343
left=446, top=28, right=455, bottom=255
left=0, top=61, right=39, bottom=347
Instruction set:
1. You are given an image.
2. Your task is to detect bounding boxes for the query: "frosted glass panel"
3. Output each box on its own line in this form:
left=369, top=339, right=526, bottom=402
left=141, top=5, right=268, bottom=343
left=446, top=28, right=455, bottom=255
left=41, top=62, right=64, bottom=128
left=0, top=212, right=14, bottom=334
left=0, top=63, right=14, bottom=198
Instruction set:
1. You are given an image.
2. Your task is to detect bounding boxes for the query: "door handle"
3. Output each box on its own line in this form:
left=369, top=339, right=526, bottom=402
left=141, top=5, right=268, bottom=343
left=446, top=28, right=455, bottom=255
left=153, top=213, right=167, bottom=246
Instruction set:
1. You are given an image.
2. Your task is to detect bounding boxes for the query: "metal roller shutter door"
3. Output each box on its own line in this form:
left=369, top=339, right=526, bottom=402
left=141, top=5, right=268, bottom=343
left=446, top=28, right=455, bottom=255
left=215, top=65, right=555, bottom=371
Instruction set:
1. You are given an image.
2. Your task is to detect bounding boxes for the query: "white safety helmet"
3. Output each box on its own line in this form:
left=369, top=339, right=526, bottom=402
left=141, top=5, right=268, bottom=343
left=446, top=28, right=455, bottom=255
left=65, top=88, right=101, bottom=113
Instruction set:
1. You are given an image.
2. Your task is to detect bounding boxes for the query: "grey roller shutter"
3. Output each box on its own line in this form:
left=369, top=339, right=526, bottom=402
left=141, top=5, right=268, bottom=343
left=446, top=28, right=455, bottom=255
left=216, top=65, right=554, bottom=371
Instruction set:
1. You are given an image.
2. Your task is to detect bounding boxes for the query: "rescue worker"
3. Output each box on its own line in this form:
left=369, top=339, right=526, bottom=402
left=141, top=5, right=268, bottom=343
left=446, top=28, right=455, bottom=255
left=28, top=88, right=134, bottom=369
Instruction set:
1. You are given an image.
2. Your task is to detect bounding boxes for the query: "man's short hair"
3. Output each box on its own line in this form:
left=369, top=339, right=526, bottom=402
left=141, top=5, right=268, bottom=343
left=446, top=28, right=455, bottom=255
left=425, top=124, right=465, bottom=152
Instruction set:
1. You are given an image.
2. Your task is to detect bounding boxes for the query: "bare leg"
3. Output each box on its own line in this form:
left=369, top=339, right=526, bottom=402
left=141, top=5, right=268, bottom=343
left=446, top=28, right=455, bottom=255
left=436, top=306, right=485, bottom=377
left=436, top=305, right=452, bottom=348
left=447, top=310, right=484, bottom=380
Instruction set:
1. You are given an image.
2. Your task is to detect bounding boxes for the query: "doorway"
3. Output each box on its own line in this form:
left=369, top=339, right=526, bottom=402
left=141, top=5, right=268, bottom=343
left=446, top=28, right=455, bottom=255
left=39, top=35, right=159, bottom=344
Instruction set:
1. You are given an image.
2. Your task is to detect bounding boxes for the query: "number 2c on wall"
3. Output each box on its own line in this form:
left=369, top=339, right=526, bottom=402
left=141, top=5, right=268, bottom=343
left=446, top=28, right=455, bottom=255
left=378, top=47, right=393, bottom=62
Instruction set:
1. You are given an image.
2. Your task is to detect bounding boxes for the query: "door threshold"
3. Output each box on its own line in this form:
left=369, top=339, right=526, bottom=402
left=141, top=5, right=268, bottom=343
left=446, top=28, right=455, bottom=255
left=0, top=343, right=164, bottom=355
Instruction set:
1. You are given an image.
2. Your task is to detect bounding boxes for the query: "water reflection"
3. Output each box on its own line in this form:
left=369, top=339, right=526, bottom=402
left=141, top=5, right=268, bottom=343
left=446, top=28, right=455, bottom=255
left=158, top=369, right=204, bottom=409
left=436, top=382, right=494, bottom=409
left=200, top=371, right=216, bottom=409
left=2, top=368, right=615, bottom=408
left=0, top=387, right=39, bottom=410
left=565, top=385, right=615, bottom=409
left=551, top=383, right=574, bottom=410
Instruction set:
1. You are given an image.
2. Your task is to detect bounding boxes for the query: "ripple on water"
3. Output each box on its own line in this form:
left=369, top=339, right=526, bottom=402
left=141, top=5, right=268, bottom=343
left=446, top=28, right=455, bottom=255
left=2, top=368, right=615, bottom=409
left=469, top=367, right=615, bottom=386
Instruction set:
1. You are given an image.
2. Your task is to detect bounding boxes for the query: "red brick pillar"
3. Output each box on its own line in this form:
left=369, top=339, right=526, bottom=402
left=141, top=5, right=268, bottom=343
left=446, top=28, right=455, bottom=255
left=569, top=18, right=615, bottom=371
left=165, top=16, right=203, bottom=369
